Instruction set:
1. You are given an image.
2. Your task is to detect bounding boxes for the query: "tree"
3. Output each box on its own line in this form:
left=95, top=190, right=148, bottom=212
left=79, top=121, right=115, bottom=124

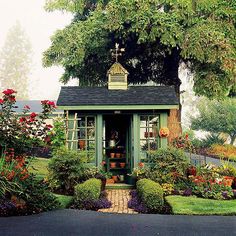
left=191, top=98, right=236, bottom=145
left=0, top=22, right=32, bottom=100
left=43, top=0, right=236, bottom=99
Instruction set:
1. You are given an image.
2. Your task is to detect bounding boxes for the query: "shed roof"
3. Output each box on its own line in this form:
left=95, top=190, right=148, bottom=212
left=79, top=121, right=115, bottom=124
left=57, top=86, right=179, bottom=107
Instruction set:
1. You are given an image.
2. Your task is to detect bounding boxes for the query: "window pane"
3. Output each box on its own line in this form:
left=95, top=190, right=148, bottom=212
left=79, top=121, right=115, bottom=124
left=87, top=117, right=95, bottom=127
left=78, top=117, right=85, bottom=127
left=139, top=115, right=159, bottom=159
left=87, top=127, right=95, bottom=139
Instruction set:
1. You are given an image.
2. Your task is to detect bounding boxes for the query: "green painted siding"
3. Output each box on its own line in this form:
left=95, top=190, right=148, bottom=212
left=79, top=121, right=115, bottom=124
left=133, top=114, right=140, bottom=168
left=59, top=104, right=179, bottom=111
left=160, top=113, right=168, bottom=148
left=96, top=114, right=103, bottom=166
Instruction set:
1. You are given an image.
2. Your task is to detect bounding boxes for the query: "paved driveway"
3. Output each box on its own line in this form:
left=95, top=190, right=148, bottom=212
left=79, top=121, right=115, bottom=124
left=0, top=209, right=235, bottom=236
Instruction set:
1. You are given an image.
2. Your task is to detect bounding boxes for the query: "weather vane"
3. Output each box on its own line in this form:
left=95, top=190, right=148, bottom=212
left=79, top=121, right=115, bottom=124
left=111, top=43, right=125, bottom=62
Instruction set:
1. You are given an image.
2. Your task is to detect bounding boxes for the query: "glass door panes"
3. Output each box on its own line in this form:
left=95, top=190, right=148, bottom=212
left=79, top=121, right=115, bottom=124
left=78, top=116, right=96, bottom=163
left=140, top=115, right=159, bottom=161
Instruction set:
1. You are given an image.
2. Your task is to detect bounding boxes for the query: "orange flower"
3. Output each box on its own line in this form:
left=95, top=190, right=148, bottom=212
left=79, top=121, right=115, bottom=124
left=7, top=170, right=15, bottom=181
left=138, top=162, right=145, bottom=168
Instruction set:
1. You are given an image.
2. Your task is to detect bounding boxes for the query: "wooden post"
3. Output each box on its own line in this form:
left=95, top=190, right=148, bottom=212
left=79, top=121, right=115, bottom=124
left=65, top=111, right=69, bottom=148
left=70, top=113, right=77, bottom=150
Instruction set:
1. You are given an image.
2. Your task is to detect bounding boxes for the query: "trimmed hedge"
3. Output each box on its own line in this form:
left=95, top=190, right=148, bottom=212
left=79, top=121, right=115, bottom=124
left=74, top=178, right=101, bottom=207
left=136, top=178, right=164, bottom=211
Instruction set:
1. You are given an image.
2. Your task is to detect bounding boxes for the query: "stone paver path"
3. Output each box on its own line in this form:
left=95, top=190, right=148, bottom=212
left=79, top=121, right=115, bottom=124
left=98, top=189, right=137, bottom=214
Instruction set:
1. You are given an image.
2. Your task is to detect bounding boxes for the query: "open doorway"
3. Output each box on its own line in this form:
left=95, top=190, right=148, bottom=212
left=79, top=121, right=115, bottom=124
left=103, top=115, right=132, bottom=183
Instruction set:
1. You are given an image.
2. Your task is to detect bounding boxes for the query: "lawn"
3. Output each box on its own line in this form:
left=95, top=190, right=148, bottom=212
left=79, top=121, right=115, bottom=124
left=166, top=195, right=236, bottom=215
left=28, top=157, right=49, bottom=179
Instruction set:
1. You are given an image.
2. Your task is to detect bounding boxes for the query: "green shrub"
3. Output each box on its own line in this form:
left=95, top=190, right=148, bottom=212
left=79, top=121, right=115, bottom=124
left=136, top=178, right=164, bottom=211
left=145, top=147, right=189, bottom=184
left=20, top=176, right=59, bottom=212
left=193, top=134, right=225, bottom=149
left=74, top=178, right=101, bottom=207
left=48, top=147, right=93, bottom=194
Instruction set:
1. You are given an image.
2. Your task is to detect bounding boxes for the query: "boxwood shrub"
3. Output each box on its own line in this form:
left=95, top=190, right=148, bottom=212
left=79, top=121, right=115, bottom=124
left=136, top=178, right=164, bottom=211
left=74, top=178, right=101, bottom=207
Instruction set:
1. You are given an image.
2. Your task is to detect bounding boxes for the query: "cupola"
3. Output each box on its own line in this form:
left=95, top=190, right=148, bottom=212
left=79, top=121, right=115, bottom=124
left=107, top=43, right=129, bottom=90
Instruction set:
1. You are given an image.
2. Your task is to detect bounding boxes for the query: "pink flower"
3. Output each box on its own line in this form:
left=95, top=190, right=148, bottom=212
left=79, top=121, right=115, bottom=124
left=0, top=99, right=3, bottom=104
left=3, top=89, right=16, bottom=95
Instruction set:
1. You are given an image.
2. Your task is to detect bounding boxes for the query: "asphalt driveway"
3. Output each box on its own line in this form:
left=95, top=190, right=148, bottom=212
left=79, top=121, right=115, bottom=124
left=0, top=209, right=235, bottom=236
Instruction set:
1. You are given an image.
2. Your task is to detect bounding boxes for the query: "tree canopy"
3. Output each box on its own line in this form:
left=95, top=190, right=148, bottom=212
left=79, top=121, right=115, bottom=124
left=191, top=98, right=236, bottom=145
left=43, top=0, right=236, bottom=99
left=0, top=22, right=32, bottom=100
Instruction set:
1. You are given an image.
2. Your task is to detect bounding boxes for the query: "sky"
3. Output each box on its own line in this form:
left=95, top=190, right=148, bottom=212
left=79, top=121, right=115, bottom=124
left=0, top=0, right=74, bottom=100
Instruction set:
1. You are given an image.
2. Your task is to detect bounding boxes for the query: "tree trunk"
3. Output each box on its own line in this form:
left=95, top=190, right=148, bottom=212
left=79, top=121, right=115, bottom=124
left=163, top=48, right=182, bottom=142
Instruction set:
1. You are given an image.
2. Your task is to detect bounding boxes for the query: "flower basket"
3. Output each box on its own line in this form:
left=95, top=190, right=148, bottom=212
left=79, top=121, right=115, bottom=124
left=159, top=127, right=170, bottom=138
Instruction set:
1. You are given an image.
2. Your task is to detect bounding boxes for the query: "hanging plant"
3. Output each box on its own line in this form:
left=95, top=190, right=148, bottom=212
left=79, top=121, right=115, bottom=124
left=159, top=127, right=170, bottom=138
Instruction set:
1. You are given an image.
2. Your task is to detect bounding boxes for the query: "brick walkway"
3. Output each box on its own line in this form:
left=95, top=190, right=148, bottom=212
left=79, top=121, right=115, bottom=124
left=98, top=189, right=137, bottom=214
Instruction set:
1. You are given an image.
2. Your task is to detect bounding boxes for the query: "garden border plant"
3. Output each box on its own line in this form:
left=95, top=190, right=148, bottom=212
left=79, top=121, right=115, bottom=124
left=0, top=88, right=59, bottom=216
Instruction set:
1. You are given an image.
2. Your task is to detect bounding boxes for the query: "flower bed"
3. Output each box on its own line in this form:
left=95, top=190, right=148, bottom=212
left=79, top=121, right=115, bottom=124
left=0, top=89, right=59, bottom=216
left=128, top=147, right=236, bottom=214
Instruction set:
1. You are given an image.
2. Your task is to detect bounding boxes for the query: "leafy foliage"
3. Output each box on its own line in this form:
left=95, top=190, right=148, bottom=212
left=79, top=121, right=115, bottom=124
left=48, top=147, right=93, bottom=194
left=136, top=178, right=164, bottom=212
left=0, top=89, right=56, bottom=155
left=145, top=147, right=190, bottom=184
left=74, top=178, right=101, bottom=208
left=44, top=0, right=236, bottom=98
left=192, top=134, right=225, bottom=149
left=209, top=144, right=236, bottom=161
left=48, top=118, right=66, bottom=149
left=191, top=98, right=236, bottom=144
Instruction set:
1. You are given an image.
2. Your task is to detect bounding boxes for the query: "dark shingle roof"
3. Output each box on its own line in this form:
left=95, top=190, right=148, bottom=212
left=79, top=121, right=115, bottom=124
left=57, top=86, right=179, bottom=106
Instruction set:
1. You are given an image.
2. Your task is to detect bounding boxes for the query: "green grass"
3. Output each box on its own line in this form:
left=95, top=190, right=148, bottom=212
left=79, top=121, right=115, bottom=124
left=28, top=157, right=49, bottom=179
left=54, top=194, right=73, bottom=209
left=166, top=195, right=236, bottom=215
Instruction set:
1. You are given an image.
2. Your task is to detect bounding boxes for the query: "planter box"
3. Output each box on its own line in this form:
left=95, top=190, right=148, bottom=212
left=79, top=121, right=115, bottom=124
left=125, top=175, right=137, bottom=186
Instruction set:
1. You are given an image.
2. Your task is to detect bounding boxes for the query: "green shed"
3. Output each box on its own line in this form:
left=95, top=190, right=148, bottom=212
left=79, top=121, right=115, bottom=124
left=57, top=62, right=179, bottom=183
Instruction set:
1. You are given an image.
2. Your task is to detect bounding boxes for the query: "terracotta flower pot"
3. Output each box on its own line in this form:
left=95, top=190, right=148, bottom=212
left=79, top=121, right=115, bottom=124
left=116, top=153, right=121, bottom=158
left=112, top=175, right=118, bottom=182
left=110, top=162, right=116, bottom=168
left=106, top=178, right=115, bottom=184
left=79, top=140, right=86, bottom=150
left=120, top=162, right=126, bottom=168
left=110, top=153, right=115, bottom=158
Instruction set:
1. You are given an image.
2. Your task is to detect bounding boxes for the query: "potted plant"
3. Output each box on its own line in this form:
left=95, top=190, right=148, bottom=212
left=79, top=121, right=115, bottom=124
left=110, top=153, right=115, bottom=158
left=110, top=162, right=116, bottom=168
left=120, top=162, right=126, bottom=168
